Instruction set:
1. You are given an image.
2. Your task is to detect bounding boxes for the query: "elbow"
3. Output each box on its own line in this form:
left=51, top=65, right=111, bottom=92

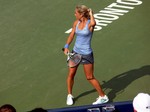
left=93, top=21, right=96, bottom=26
left=90, top=19, right=96, bottom=26
left=91, top=21, right=96, bottom=27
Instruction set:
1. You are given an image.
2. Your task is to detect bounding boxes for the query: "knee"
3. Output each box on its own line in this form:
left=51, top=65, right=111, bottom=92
left=86, top=75, right=95, bottom=80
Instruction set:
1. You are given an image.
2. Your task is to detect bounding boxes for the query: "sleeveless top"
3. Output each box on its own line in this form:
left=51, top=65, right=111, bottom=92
left=73, top=20, right=93, bottom=55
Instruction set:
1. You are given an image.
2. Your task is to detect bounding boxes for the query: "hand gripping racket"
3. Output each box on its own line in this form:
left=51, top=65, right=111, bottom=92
left=62, top=48, right=82, bottom=68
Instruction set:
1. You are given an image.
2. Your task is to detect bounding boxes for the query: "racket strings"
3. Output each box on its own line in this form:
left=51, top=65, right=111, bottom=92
left=67, top=53, right=82, bottom=67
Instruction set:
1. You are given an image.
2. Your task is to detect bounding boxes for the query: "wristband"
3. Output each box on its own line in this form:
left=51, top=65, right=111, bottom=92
left=64, top=44, right=69, bottom=48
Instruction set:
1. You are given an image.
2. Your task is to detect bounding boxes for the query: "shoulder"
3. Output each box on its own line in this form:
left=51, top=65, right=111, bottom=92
left=73, top=20, right=79, bottom=27
left=70, top=20, right=79, bottom=34
left=72, top=20, right=79, bottom=30
left=87, top=19, right=91, bottom=25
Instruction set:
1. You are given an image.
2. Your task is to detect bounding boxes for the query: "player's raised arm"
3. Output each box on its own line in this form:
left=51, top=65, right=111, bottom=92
left=88, top=8, right=96, bottom=31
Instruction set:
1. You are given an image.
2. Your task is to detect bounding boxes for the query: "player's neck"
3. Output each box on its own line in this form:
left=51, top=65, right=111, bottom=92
left=79, top=17, right=87, bottom=23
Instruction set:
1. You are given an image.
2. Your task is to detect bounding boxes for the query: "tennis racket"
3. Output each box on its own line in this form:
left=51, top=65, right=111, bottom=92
left=62, top=48, right=82, bottom=68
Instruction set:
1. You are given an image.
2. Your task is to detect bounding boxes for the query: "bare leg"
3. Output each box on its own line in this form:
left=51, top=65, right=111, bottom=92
left=83, top=64, right=105, bottom=96
left=67, top=66, right=78, bottom=94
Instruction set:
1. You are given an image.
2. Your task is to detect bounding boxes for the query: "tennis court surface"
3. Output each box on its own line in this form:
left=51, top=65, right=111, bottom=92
left=0, top=0, right=149, bottom=111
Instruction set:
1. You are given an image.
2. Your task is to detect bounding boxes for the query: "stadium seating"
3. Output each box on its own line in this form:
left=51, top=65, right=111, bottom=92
left=47, top=100, right=133, bottom=112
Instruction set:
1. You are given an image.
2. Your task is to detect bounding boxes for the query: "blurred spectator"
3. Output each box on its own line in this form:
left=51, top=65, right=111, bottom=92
left=133, top=93, right=150, bottom=112
left=0, top=104, right=16, bottom=112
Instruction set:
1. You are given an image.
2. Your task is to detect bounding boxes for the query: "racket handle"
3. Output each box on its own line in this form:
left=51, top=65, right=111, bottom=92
left=62, top=48, right=69, bottom=51
left=62, top=48, right=70, bottom=56
left=62, top=48, right=64, bottom=51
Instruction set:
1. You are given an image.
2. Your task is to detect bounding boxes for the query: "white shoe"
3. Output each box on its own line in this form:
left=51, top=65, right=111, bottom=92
left=93, top=95, right=109, bottom=105
left=66, top=94, right=74, bottom=105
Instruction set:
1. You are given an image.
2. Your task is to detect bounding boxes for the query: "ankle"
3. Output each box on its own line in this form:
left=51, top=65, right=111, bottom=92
left=99, top=94, right=105, bottom=97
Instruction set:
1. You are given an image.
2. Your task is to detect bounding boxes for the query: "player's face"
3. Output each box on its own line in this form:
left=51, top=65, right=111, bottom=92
left=74, top=9, right=82, bottom=20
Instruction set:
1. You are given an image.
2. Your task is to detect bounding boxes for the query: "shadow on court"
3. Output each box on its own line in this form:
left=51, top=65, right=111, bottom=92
left=74, top=65, right=150, bottom=102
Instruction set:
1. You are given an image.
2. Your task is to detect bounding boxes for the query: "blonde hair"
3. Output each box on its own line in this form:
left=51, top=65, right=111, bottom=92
left=76, top=5, right=90, bottom=19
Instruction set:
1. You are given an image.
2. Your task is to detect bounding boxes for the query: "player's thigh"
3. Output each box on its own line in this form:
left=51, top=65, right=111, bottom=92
left=68, top=66, right=78, bottom=78
left=83, top=64, right=94, bottom=79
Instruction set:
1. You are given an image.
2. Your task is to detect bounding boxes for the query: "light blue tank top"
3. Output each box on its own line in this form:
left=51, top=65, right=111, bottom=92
left=73, top=20, right=93, bottom=55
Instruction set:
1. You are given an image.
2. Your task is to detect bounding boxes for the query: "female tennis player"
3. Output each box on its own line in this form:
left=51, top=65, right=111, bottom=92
left=63, top=5, right=109, bottom=105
